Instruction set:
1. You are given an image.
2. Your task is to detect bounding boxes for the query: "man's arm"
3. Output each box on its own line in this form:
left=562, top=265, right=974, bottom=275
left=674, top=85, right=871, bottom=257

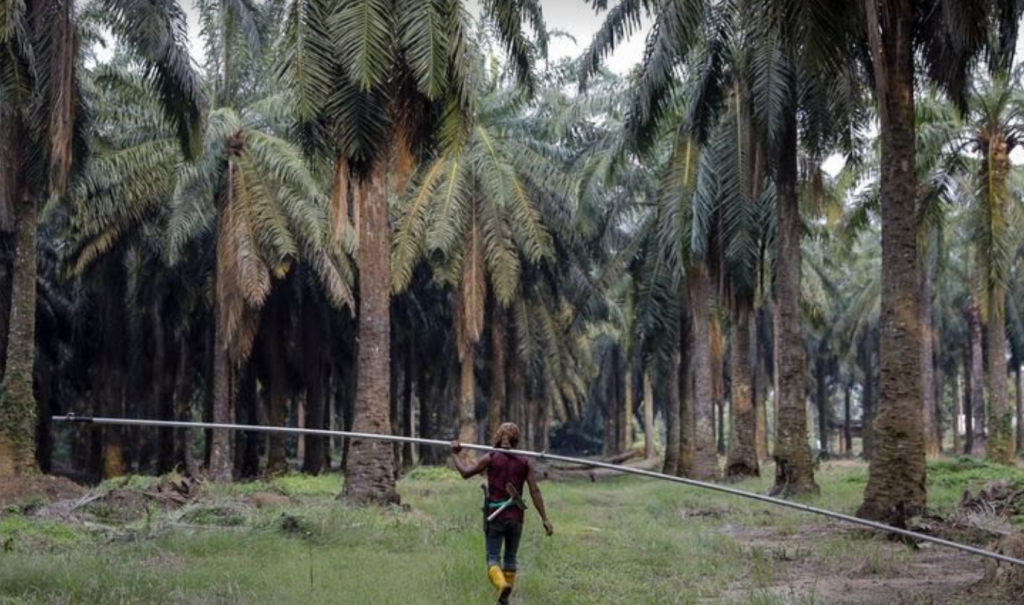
left=526, top=464, right=553, bottom=536
left=450, top=442, right=490, bottom=478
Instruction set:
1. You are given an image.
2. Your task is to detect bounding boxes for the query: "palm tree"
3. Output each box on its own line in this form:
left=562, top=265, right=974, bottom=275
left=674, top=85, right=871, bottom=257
left=281, top=0, right=546, bottom=504
left=583, top=0, right=857, bottom=490
left=0, top=0, right=203, bottom=477
left=68, top=57, right=352, bottom=480
left=961, top=71, right=1024, bottom=464
left=392, top=55, right=556, bottom=454
left=857, top=0, right=1023, bottom=523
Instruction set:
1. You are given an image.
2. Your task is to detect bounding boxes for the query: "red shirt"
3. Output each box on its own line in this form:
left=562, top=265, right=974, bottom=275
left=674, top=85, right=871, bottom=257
left=488, top=450, right=530, bottom=523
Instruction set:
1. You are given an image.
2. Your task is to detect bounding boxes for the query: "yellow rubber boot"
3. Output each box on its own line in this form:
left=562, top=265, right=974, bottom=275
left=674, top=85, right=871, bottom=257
left=488, top=565, right=512, bottom=604
left=503, top=571, right=516, bottom=601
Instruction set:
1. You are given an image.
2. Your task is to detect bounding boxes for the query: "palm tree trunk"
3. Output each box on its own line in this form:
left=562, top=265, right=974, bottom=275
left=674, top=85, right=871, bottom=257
left=844, top=382, right=852, bottom=455
left=458, top=346, right=476, bottom=450
left=985, top=134, right=1014, bottom=463
left=663, top=337, right=682, bottom=475
left=755, top=310, right=769, bottom=461
left=487, top=304, right=506, bottom=445
left=688, top=262, right=719, bottom=480
left=678, top=312, right=694, bottom=477
left=643, top=370, right=655, bottom=459
left=0, top=189, right=38, bottom=478
left=100, top=255, right=126, bottom=479
left=953, top=364, right=962, bottom=456
left=302, top=299, right=328, bottom=475
left=771, top=101, right=817, bottom=496
left=603, top=347, right=619, bottom=456
left=266, top=351, right=289, bottom=476
left=712, top=314, right=726, bottom=457
left=210, top=173, right=235, bottom=482
left=622, top=352, right=634, bottom=452
left=236, top=363, right=260, bottom=478
left=986, top=282, right=1014, bottom=463
left=921, top=239, right=939, bottom=458
left=859, top=0, right=926, bottom=523
left=966, top=297, right=986, bottom=455
left=343, top=164, right=399, bottom=505
left=727, top=299, right=758, bottom=478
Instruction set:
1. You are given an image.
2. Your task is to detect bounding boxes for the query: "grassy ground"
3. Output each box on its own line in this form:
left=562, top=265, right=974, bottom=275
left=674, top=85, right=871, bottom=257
left=0, top=459, right=1022, bottom=605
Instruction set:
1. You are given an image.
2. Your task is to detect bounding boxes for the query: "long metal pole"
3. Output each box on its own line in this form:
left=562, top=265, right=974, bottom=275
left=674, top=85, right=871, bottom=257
left=53, top=415, right=1024, bottom=568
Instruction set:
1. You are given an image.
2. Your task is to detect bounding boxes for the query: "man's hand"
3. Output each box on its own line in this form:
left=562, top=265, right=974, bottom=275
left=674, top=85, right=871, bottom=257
left=450, top=441, right=462, bottom=455
left=542, top=519, right=554, bottom=536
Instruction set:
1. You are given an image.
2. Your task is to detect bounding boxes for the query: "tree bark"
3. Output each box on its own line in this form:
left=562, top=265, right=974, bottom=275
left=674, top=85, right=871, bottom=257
left=921, top=238, right=940, bottom=458
left=688, top=262, right=720, bottom=480
left=771, top=101, right=817, bottom=496
left=236, top=363, right=260, bottom=478
left=343, top=165, right=399, bottom=505
left=487, top=303, right=506, bottom=445
left=458, top=344, right=476, bottom=452
left=984, top=133, right=1014, bottom=464
left=603, top=346, right=620, bottom=456
left=210, top=178, right=235, bottom=482
left=100, top=255, right=126, bottom=479
left=643, top=370, right=655, bottom=459
left=755, top=310, right=769, bottom=462
left=859, top=0, right=926, bottom=523
left=953, top=364, right=963, bottom=456
left=843, top=382, right=853, bottom=455
left=264, top=290, right=289, bottom=477
left=727, top=299, right=758, bottom=478
left=678, top=313, right=694, bottom=477
left=173, top=332, right=197, bottom=474
left=966, top=297, right=986, bottom=455
left=154, top=301, right=176, bottom=474
left=0, top=187, right=37, bottom=478
left=712, top=312, right=726, bottom=457
left=663, top=338, right=682, bottom=475
left=301, top=298, right=328, bottom=475
left=622, top=351, right=634, bottom=452
left=987, top=284, right=1014, bottom=463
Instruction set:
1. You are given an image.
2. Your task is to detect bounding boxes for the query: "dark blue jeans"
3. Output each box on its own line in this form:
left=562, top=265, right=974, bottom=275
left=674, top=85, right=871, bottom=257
left=485, top=519, right=523, bottom=570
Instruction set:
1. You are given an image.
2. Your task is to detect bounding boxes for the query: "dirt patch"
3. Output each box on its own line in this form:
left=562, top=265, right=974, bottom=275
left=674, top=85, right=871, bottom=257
left=0, top=475, right=86, bottom=508
left=714, top=521, right=1012, bottom=605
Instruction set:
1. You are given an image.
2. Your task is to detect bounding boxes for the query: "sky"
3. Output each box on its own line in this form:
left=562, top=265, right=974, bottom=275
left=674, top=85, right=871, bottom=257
left=178, top=0, right=650, bottom=74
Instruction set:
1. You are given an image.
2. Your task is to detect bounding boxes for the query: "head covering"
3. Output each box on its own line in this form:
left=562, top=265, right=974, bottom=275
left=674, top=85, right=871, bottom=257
left=493, top=422, right=520, bottom=449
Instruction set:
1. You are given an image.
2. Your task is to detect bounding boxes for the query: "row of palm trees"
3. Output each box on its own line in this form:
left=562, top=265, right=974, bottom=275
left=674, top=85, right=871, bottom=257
left=0, top=0, right=1022, bottom=524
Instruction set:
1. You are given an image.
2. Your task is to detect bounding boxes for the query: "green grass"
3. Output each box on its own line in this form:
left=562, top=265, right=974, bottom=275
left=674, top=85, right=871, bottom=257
left=0, top=459, right=1018, bottom=605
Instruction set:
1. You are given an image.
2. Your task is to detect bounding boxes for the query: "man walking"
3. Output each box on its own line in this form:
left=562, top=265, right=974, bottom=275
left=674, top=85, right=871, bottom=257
left=451, top=423, right=553, bottom=604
